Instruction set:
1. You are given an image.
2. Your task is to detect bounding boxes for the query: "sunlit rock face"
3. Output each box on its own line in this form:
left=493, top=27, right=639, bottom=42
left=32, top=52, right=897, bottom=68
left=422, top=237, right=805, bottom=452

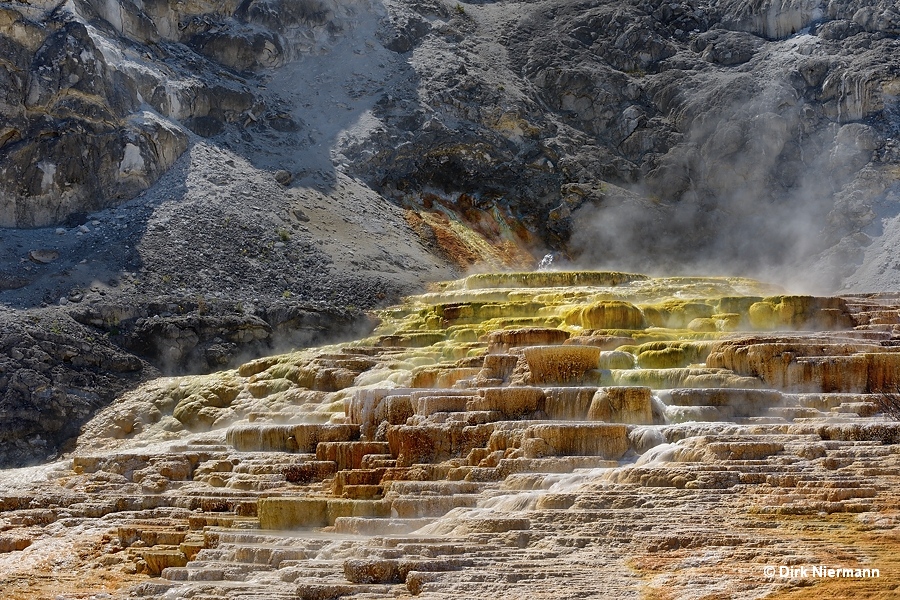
left=0, top=0, right=367, bottom=226
left=3, top=0, right=900, bottom=294
left=2, top=271, right=900, bottom=598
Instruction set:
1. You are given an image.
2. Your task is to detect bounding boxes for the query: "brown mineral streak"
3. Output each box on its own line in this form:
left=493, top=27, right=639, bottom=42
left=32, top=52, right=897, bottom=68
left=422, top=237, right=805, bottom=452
left=2, top=271, right=900, bottom=599
left=2, top=0, right=900, bottom=596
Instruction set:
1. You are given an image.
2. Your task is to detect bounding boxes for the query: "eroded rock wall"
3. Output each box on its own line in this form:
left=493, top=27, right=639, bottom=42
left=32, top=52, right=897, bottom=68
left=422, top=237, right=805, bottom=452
left=0, top=0, right=370, bottom=227
left=3, top=0, right=900, bottom=289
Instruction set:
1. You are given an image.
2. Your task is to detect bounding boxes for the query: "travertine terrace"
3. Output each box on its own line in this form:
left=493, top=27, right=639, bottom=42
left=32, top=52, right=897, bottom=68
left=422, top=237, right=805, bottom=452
left=2, top=271, right=900, bottom=599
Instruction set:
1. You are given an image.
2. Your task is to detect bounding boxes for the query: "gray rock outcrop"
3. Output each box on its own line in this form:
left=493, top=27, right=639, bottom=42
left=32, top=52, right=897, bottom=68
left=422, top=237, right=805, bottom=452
left=342, top=0, right=900, bottom=287
left=0, top=312, right=148, bottom=467
left=0, top=0, right=362, bottom=227
left=2, top=0, right=899, bottom=289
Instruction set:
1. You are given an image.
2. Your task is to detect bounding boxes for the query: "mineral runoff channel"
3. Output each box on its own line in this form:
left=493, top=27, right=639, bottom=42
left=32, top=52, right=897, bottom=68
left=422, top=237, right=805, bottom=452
left=2, top=270, right=900, bottom=599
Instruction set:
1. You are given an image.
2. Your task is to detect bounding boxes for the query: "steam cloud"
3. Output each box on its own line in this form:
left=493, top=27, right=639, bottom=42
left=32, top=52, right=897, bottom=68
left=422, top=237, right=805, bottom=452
left=567, top=40, right=896, bottom=294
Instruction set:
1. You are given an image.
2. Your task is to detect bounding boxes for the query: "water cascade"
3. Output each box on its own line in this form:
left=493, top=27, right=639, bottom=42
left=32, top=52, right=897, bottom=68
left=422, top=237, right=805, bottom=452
left=2, top=271, right=900, bottom=597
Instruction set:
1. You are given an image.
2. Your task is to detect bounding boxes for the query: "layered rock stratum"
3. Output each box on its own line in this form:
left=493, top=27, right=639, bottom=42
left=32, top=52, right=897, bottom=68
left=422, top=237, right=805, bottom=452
left=2, top=0, right=900, bottom=597
left=2, top=271, right=900, bottom=599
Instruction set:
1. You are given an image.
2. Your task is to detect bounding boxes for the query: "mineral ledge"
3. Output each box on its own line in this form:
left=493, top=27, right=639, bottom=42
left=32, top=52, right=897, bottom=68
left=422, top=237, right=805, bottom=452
left=2, top=271, right=900, bottom=599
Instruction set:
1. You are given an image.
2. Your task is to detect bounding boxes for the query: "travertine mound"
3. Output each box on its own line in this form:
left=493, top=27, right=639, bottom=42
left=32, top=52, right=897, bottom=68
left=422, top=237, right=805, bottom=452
left=1, top=271, right=899, bottom=599
left=4, top=0, right=900, bottom=480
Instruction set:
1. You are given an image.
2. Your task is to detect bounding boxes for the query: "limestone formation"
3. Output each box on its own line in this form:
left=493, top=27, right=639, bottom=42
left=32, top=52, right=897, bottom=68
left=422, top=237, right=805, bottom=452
left=1, top=271, right=899, bottom=598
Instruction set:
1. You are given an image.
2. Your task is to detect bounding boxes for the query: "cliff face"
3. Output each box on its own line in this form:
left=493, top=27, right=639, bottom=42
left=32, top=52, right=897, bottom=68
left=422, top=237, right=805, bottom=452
left=1, top=0, right=898, bottom=290
left=0, top=0, right=351, bottom=227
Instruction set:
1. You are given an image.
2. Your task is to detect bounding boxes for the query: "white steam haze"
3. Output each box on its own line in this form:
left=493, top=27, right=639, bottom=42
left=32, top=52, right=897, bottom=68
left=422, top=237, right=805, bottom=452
left=567, top=31, right=900, bottom=294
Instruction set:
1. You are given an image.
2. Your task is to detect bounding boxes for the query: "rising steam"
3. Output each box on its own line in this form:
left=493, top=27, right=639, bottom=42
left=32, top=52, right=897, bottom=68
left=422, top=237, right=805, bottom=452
left=567, top=34, right=896, bottom=294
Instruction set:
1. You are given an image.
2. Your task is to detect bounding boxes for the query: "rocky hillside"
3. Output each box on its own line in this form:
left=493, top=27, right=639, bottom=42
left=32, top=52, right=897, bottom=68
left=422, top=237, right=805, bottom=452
left=0, top=0, right=898, bottom=286
left=1, top=0, right=899, bottom=465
